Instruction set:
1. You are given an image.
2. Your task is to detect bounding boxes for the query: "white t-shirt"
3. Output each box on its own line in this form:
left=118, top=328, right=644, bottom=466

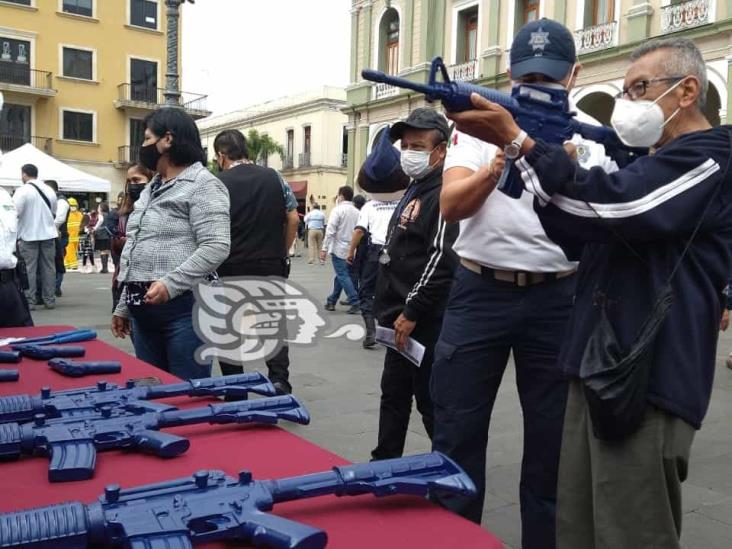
left=355, top=199, right=399, bottom=246
left=444, top=106, right=618, bottom=272
left=12, top=180, right=58, bottom=242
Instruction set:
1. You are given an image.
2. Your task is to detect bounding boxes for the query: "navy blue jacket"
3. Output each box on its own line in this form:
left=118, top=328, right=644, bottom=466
left=516, top=126, right=732, bottom=428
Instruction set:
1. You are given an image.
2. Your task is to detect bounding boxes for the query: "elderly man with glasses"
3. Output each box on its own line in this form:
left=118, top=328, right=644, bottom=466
left=446, top=36, right=732, bottom=549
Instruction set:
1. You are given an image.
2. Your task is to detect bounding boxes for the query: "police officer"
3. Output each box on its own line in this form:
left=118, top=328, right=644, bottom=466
left=371, top=108, right=458, bottom=460
left=430, top=19, right=617, bottom=548
left=0, top=186, right=33, bottom=327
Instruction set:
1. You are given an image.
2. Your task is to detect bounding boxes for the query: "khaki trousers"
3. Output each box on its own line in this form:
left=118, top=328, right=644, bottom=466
left=557, top=379, right=695, bottom=549
left=308, top=229, right=324, bottom=263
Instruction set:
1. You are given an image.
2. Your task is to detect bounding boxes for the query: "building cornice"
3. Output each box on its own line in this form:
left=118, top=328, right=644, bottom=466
left=625, top=3, right=653, bottom=18
left=199, top=97, right=348, bottom=133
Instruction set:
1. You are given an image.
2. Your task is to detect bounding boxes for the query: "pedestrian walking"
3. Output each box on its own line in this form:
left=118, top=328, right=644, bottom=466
left=321, top=186, right=360, bottom=313
left=304, top=204, right=326, bottom=264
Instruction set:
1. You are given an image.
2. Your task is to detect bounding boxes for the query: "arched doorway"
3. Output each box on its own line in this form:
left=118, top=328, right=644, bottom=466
left=576, top=92, right=615, bottom=125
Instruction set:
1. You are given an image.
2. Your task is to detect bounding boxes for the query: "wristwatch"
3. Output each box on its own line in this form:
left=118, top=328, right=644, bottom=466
left=504, top=130, right=528, bottom=160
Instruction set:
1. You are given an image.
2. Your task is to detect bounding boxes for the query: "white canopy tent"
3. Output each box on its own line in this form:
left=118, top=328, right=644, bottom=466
left=0, top=143, right=111, bottom=193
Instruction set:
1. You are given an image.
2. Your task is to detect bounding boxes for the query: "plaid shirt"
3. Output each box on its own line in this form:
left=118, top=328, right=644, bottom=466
left=114, top=162, right=230, bottom=318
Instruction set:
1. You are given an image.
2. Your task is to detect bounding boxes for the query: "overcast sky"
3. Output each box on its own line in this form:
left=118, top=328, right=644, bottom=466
left=182, top=0, right=351, bottom=116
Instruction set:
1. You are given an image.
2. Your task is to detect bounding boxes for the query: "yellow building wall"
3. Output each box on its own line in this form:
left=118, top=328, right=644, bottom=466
left=0, top=0, right=175, bottom=195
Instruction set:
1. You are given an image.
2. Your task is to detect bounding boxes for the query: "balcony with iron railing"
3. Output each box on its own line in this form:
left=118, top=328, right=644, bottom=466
left=661, top=0, right=713, bottom=33
left=0, top=134, right=52, bottom=154
left=0, top=66, right=55, bottom=97
left=299, top=152, right=311, bottom=168
left=114, top=84, right=211, bottom=119
left=341, top=153, right=348, bottom=168
left=574, top=21, right=618, bottom=55
left=448, top=59, right=480, bottom=82
left=373, top=82, right=400, bottom=101
left=117, top=145, right=141, bottom=166
left=283, top=156, right=294, bottom=170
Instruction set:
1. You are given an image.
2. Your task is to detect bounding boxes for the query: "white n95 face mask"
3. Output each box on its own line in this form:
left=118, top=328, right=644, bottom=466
left=610, top=80, right=683, bottom=148
left=400, top=149, right=434, bottom=180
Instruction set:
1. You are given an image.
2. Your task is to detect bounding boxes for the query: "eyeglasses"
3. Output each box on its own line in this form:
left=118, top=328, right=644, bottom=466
left=615, top=76, right=684, bottom=100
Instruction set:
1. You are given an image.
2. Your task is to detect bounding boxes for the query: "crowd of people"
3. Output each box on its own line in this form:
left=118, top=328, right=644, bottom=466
left=2, top=17, right=732, bottom=548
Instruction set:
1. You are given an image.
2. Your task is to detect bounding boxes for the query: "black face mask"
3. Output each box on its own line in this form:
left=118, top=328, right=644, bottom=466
left=128, top=184, right=146, bottom=202
left=139, top=140, right=162, bottom=171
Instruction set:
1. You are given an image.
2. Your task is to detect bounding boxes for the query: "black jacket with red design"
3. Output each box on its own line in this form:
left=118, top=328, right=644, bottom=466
left=374, top=168, right=459, bottom=326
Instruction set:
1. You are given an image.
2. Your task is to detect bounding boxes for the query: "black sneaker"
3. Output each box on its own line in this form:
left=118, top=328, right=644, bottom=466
left=55, top=289, right=63, bottom=297
left=324, top=302, right=336, bottom=311
left=347, top=305, right=360, bottom=314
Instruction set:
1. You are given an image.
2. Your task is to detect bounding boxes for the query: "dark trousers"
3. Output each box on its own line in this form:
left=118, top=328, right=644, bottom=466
left=18, top=239, right=55, bottom=306
left=128, top=291, right=211, bottom=380
left=55, top=237, right=67, bottom=293
left=371, top=315, right=442, bottom=460
left=358, top=246, right=381, bottom=316
left=217, top=259, right=291, bottom=387
left=430, top=265, right=574, bottom=549
left=0, top=273, right=33, bottom=328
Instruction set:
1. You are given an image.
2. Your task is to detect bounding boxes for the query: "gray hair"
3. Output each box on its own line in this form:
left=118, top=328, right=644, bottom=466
left=630, top=37, right=708, bottom=108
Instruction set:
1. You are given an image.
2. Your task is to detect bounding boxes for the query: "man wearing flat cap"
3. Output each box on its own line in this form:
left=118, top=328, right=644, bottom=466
left=370, top=108, right=458, bottom=461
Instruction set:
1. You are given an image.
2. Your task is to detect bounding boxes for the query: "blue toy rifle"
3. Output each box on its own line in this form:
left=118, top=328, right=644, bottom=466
left=0, top=395, right=310, bottom=482
left=6, top=329, right=97, bottom=347
left=48, top=359, right=122, bottom=377
left=0, top=372, right=276, bottom=424
left=0, top=452, right=476, bottom=548
left=362, top=57, right=646, bottom=198
left=14, top=345, right=86, bottom=360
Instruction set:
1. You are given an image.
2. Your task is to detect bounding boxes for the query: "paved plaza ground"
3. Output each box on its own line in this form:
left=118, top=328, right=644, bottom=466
left=30, top=257, right=732, bottom=549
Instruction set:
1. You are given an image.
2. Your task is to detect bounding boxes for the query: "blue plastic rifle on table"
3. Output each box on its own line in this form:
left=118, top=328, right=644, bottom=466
left=0, top=451, right=476, bottom=549
left=0, top=394, right=310, bottom=481
left=362, top=57, right=647, bottom=198
left=1, top=329, right=97, bottom=361
left=0, top=371, right=277, bottom=424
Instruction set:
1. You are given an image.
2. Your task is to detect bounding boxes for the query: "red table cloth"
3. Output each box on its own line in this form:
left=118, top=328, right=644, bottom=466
left=0, top=325, right=503, bottom=549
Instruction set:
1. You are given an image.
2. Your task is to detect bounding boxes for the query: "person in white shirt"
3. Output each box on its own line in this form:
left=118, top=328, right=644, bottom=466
left=0, top=186, right=32, bottom=327
left=12, top=164, right=58, bottom=310
left=320, top=186, right=360, bottom=313
left=429, top=19, right=618, bottom=548
left=304, top=204, right=326, bottom=264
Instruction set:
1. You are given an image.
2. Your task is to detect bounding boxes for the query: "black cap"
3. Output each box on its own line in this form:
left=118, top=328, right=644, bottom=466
left=510, top=18, right=576, bottom=82
left=390, top=108, right=450, bottom=143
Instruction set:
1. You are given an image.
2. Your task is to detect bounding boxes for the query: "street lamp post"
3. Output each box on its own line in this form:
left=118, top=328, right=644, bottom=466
left=164, top=0, right=194, bottom=107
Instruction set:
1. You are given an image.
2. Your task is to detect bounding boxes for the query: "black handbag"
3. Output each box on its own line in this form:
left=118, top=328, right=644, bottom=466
left=578, top=144, right=728, bottom=441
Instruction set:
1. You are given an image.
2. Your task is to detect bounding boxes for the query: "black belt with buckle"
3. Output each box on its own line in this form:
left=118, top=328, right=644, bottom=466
left=460, top=258, right=575, bottom=287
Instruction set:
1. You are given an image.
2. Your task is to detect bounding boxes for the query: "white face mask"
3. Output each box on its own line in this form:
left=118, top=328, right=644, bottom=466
left=400, top=147, right=437, bottom=180
left=610, top=79, right=683, bottom=148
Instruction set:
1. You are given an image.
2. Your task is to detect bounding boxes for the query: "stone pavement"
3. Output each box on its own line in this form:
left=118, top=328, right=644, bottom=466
left=30, top=257, right=732, bottom=549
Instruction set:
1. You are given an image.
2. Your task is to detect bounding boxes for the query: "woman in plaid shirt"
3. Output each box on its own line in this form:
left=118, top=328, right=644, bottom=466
left=111, top=108, right=230, bottom=379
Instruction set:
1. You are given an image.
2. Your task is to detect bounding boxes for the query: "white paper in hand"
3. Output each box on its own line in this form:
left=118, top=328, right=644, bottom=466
left=375, top=326, right=426, bottom=367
